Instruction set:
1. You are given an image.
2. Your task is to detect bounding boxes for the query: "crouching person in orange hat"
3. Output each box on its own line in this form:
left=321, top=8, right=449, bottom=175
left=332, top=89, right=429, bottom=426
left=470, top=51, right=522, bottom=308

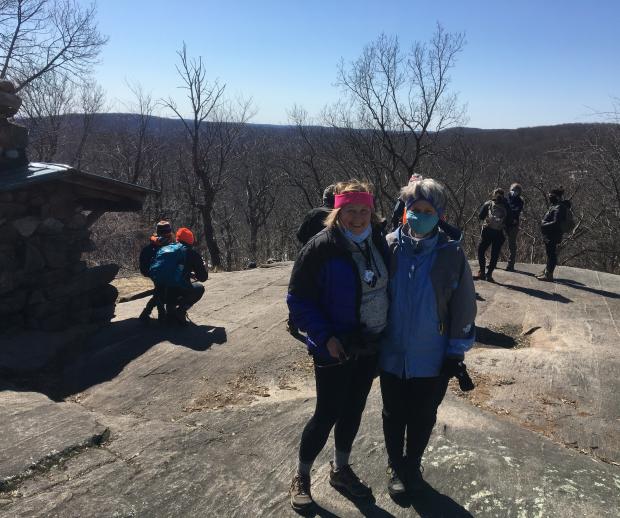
left=149, top=227, right=208, bottom=326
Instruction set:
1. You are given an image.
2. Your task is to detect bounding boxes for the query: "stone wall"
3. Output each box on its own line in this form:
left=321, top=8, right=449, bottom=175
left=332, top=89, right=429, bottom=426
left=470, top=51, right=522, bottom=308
left=0, top=183, right=119, bottom=332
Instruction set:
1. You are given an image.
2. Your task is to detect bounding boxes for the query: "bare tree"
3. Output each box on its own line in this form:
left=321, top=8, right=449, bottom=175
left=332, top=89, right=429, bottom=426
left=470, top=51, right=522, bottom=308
left=20, top=68, right=75, bottom=161
left=73, top=78, right=104, bottom=168
left=124, top=81, right=155, bottom=183
left=334, top=24, right=466, bottom=193
left=0, top=0, right=107, bottom=91
left=239, top=143, right=282, bottom=261
left=163, top=43, right=254, bottom=269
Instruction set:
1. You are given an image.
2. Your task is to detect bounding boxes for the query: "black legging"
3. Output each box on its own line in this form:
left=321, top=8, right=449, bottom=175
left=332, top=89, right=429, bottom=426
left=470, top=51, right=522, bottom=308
left=478, top=227, right=505, bottom=273
left=166, top=283, right=205, bottom=313
left=380, top=371, right=449, bottom=467
left=299, top=354, right=378, bottom=464
left=143, top=284, right=167, bottom=316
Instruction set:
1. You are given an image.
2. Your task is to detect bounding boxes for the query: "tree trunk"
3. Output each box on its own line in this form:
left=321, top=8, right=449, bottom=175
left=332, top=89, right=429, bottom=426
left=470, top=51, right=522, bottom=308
left=249, top=224, right=258, bottom=262
left=200, top=203, right=222, bottom=269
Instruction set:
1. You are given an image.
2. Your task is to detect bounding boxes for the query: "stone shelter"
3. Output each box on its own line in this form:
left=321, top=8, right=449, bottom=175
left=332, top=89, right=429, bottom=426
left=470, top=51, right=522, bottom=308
left=0, top=163, right=153, bottom=332
left=0, top=80, right=153, bottom=334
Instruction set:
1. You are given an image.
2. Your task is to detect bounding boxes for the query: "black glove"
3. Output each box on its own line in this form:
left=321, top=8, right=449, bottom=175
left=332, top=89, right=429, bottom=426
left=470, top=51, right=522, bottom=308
left=441, top=357, right=475, bottom=392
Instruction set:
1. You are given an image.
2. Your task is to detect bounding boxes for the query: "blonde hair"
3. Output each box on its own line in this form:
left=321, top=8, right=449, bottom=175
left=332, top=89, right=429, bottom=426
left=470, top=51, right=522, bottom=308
left=324, top=179, right=380, bottom=229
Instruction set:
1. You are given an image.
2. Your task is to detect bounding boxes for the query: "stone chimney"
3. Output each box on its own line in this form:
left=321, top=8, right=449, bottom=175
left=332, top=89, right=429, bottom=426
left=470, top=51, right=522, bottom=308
left=0, top=80, right=28, bottom=171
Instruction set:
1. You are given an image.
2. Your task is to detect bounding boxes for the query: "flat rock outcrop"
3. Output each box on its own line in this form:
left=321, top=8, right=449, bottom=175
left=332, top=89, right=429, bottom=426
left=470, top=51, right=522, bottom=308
left=0, top=262, right=618, bottom=517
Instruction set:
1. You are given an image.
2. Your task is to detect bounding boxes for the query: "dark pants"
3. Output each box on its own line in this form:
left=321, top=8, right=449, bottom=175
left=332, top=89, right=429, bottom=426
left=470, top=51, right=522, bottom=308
left=380, top=371, right=449, bottom=467
left=299, top=354, right=378, bottom=463
left=544, top=238, right=559, bottom=275
left=143, top=284, right=167, bottom=318
left=166, top=283, right=205, bottom=314
left=506, top=225, right=519, bottom=267
left=478, top=227, right=505, bottom=273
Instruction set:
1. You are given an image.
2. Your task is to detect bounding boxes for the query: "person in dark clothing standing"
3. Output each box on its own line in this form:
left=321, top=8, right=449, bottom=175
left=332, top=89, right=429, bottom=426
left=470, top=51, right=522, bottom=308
left=390, top=174, right=424, bottom=231
left=296, top=184, right=336, bottom=245
left=475, top=188, right=513, bottom=282
left=505, top=183, right=524, bottom=272
left=138, top=220, right=174, bottom=323
left=289, top=185, right=337, bottom=337
left=163, top=227, right=209, bottom=325
left=538, top=188, right=570, bottom=282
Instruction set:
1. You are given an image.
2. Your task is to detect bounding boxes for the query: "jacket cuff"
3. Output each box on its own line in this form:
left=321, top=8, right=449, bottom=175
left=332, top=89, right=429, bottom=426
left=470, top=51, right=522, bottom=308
left=447, top=336, right=474, bottom=357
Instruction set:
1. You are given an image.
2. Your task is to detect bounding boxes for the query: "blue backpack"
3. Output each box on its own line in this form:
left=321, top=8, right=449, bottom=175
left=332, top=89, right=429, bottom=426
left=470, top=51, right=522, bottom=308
left=149, top=242, right=188, bottom=288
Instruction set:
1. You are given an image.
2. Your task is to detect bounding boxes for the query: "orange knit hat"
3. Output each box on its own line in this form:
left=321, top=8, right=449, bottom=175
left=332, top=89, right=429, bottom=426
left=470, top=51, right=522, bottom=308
left=176, top=227, right=194, bottom=245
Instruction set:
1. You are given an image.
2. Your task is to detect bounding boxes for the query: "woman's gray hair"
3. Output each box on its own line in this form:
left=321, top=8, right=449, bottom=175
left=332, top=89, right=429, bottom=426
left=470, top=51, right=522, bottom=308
left=400, top=178, right=448, bottom=212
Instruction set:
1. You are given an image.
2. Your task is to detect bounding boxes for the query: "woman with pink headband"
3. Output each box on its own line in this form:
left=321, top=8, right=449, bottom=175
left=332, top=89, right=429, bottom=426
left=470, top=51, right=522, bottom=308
left=287, top=179, right=390, bottom=512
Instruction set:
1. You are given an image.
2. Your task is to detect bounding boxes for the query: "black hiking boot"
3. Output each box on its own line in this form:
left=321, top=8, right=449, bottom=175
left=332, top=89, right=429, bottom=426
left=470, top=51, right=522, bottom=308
left=536, top=271, right=554, bottom=282
left=329, top=462, right=373, bottom=499
left=473, top=270, right=485, bottom=281
left=486, top=270, right=495, bottom=283
left=406, top=459, right=426, bottom=493
left=386, top=464, right=406, bottom=497
left=290, top=473, right=314, bottom=512
left=166, top=307, right=190, bottom=326
left=506, top=263, right=515, bottom=272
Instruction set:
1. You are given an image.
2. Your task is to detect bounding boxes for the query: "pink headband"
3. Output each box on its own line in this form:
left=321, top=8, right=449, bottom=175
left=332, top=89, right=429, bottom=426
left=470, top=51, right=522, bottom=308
left=334, top=192, right=374, bottom=209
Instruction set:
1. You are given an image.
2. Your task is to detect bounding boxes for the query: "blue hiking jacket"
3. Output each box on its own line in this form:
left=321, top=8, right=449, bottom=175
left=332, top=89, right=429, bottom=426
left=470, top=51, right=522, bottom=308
left=287, top=225, right=390, bottom=361
left=381, top=226, right=477, bottom=378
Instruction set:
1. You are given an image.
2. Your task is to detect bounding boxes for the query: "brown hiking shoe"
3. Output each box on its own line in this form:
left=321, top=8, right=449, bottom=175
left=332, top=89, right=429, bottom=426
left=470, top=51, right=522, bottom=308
left=290, top=473, right=313, bottom=512
left=329, top=461, right=372, bottom=499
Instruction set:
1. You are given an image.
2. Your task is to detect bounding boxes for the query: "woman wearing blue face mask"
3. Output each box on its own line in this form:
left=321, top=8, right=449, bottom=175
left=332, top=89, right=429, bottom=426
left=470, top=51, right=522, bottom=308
left=380, top=178, right=477, bottom=497
left=287, top=179, right=390, bottom=512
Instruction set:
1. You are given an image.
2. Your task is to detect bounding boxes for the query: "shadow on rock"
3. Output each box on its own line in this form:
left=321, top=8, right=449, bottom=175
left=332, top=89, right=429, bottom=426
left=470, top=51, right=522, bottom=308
left=295, top=504, right=340, bottom=518
left=554, top=279, right=620, bottom=299
left=475, top=326, right=516, bottom=348
left=329, top=486, right=395, bottom=517
left=410, top=482, right=473, bottom=517
left=4, top=318, right=227, bottom=401
left=498, top=282, right=572, bottom=303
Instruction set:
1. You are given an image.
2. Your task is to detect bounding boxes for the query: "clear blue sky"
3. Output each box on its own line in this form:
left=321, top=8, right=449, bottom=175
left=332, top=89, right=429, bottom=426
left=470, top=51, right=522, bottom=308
left=86, top=0, right=620, bottom=129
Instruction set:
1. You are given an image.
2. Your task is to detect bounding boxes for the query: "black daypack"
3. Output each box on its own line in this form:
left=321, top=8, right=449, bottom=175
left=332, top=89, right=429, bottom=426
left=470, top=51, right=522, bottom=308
left=560, top=205, right=576, bottom=233
left=486, top=201, right=508, bottom=230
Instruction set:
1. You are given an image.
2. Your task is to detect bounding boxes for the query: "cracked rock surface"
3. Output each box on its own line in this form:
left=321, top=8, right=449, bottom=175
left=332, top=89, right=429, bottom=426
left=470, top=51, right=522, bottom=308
left=0, top=262, right=618, bottom=517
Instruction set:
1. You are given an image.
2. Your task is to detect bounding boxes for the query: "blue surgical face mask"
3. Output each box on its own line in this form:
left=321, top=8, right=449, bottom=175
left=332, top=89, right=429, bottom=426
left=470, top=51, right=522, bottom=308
left=406, top=210, right=439, bottom=236
left=342, top=224, right=372, bottom=243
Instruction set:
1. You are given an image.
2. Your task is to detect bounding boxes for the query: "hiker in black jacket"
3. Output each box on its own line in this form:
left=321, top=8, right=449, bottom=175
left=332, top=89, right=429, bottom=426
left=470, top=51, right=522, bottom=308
left=165, top=227, right=208, bottom=325
left=475, top=188, right=513, bottom=282
left=296, top=185, right=336, bottom=246
left=538, top=188, right=570, bottom=282
left=290, top=185, right=337, bottom=336
left=505, top=183, right=525, bottom=271
left=138, top=220, right=174, bottom=323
